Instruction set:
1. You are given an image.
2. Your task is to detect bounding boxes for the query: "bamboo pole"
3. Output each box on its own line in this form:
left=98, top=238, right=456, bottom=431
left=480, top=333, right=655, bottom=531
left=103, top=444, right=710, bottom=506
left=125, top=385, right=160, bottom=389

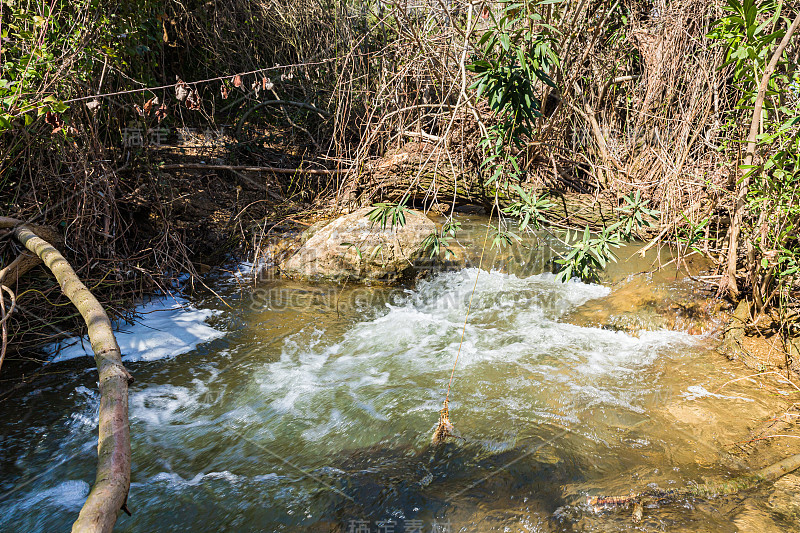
left=0, top=218, right=132, bottom=533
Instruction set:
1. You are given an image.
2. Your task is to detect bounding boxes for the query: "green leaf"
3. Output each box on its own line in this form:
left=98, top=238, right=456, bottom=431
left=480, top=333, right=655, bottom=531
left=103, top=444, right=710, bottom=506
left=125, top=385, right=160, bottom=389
left=499, top=33, right=511, bottom=52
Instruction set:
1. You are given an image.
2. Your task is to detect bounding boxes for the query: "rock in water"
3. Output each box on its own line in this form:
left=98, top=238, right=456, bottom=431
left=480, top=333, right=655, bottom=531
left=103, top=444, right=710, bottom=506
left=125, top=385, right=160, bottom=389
left=281, top=207, right=436, bottom=282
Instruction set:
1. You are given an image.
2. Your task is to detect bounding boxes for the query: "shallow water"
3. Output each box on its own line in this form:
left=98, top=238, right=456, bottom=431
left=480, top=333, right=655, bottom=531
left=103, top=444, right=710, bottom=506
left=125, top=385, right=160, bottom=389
left=1, top=217, right=799, bottom=532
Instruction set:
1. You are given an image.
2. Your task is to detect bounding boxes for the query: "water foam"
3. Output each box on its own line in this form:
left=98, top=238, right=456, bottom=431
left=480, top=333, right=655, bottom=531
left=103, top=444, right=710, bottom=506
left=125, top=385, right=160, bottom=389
left=47, top=296, right=224, bottom=363
left=247, top=269, right=692, bottom=447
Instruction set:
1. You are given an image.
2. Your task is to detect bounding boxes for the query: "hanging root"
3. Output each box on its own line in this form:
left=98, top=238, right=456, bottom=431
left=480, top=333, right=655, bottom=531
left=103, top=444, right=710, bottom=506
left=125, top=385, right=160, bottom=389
left=432, top=399, right=456, bottom=445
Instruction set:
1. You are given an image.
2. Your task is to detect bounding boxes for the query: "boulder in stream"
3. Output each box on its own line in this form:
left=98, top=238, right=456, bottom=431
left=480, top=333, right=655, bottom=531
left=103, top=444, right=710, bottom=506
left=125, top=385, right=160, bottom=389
left=281, top=207, right=437, bottom=282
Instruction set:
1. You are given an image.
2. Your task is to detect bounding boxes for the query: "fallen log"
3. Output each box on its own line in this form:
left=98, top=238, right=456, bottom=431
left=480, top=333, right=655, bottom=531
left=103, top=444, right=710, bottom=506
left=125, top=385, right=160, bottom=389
left=364, top=148, right=488, bottom=209
left=0, top=216, right=132, bottom=533
left=361, top=145, right=621, bottom=228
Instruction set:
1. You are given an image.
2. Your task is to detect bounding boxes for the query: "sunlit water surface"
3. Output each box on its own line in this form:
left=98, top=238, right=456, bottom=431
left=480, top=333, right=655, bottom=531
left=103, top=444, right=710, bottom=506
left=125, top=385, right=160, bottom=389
left=1, top=217, right=799, bottom=532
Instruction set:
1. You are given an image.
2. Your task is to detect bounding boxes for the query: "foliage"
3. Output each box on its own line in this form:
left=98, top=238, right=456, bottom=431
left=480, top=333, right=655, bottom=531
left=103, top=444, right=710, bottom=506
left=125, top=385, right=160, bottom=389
left=555, top=226, right=618, bottom=283
left=502, top=184, right=552, bottom=231
left=0, top=0, right=162, bottom=133
left=463, top=2, right=657, bottom=283
left=367, top=200, right=408, bottom=230
left=554, top=192, right=659, bottom=282
left=491, top=223, right=521, bottom=250
left=468, top=2, right=559, bottom=139
left=677, top=215, right=711, bottom=256
left=468, top=0, right=561, bottom=192
left=707, top=0, right=786, bottom=107
left=5, top=0, right=800, bottom=350
left=611, top=190, right=660, bottom=236
left=710, top=0, right=800, bottom=313
left=421, top=219, right=461, bottom=259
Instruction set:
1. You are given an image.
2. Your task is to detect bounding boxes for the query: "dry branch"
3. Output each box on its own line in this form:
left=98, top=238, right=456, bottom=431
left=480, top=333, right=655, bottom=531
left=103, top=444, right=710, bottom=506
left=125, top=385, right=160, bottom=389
left=158, top=163, right=347, bottom=175
left=0, top=251, right=41, bottom=290
left=589, top=450, right=800, bottom=510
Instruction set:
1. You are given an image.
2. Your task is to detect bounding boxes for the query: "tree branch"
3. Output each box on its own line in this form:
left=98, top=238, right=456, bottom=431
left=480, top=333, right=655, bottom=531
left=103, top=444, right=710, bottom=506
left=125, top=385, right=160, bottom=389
left=0, top=217, right=132, bottom=533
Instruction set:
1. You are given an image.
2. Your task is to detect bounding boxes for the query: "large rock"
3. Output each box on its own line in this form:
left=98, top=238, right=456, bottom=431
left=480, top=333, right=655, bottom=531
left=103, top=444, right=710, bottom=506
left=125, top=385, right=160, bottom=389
left=281, top=207, right=436, bottom=282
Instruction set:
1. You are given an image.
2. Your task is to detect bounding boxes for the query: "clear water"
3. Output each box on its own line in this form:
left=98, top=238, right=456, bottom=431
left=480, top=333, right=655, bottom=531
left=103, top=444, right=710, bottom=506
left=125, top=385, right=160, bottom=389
left=1, top=217, right=798, bottom=532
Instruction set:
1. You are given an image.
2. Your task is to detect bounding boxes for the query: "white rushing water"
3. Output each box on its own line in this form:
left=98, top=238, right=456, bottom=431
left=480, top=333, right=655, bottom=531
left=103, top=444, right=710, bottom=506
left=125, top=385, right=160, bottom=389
left=230, top=269, right=695, bottom=452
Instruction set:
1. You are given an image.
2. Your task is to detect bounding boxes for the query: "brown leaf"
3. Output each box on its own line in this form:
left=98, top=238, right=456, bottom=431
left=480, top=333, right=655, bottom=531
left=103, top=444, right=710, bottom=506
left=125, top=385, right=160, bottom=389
left=175, top=77, right=189, bottom=102
left=142, top=96, right=159, bottom=115
left=262, top=77, right=273, bottom=91
left=232, top=74, right=242, bottom=88
left=185, top=88, right=201, bottom=110
left=221, top=85, right=229, bottom=99
left=133, top=104, right=144, bottom=117
left=155, top=104, right=168, bottom=123
left=45, top=111, right=64, bottom=134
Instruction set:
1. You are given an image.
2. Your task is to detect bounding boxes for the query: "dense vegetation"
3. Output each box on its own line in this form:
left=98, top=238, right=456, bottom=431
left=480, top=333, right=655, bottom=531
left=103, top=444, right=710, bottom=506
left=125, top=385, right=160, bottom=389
left=2, top=0, right=800, bottom=362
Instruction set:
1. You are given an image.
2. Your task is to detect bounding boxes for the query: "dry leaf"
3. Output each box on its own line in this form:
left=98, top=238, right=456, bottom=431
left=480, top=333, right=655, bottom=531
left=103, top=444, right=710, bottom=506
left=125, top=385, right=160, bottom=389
left=232, top=74, right=242, bottom=88
left=157, top=13, right=169, bottom=42
left=44, top=111, right=58, bottom=127
left=45, top=111, right=64, bottom=134
left=133, top=104, right=144, bottom=117
left=175, top=77, right=189, bottom=102
left=86, top=98, right=101, bottom=113
left=155, top=104, right=168, bottom=123
left=262, top=77, right=273, bottom=91
left=186, top=88, right=201, bottom=110
left=220, top=85, right=229, bottom=99
left=142, top=96, right=159, bottom=115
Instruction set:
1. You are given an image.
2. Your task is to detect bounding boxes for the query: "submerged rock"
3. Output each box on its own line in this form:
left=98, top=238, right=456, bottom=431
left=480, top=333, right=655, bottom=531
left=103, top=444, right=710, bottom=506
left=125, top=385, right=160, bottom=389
left=562, top=280, right=724, bottom=336
left=281, top=207, right=437, bottom=282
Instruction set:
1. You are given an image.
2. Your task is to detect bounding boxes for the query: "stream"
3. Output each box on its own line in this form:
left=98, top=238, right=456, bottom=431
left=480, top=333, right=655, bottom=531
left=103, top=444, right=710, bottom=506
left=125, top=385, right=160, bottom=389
left=1, top=216, right=799, bottom=532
